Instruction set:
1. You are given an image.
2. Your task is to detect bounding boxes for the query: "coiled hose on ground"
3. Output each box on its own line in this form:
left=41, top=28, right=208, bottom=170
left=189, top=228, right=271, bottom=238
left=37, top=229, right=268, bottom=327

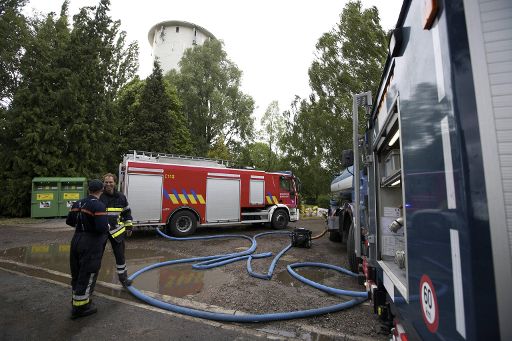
left=126, top=227, right=367, bottom=322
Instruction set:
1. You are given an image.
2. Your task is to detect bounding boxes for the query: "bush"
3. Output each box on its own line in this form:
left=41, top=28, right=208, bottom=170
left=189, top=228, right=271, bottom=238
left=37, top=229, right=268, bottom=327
left=317, top=194, right=330, bottom=209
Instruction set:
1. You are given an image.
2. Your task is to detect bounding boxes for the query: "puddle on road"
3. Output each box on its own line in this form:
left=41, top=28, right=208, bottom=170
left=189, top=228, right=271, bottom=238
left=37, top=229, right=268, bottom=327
left=0, top=243, right=227, bottom=298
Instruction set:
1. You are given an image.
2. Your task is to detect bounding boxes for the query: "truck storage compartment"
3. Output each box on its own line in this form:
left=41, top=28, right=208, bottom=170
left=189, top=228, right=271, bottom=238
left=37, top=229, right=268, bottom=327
left=206, top=178, right=240, bottom=222
left=375, top=100, right=407, bottom=298
left=127, top=174, right=163, bottom=222
left=384, top=150, right=400, bottom=178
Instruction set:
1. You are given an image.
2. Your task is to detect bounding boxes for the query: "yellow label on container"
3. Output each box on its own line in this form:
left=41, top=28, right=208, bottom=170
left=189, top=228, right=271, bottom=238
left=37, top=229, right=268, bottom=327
left=36, top=193, right=53, bottom=200
left=63, top=193, right=79, bottom=200
left=59, top=244, right=70, bottom=253
left=31, top=245, right=49, bottom=253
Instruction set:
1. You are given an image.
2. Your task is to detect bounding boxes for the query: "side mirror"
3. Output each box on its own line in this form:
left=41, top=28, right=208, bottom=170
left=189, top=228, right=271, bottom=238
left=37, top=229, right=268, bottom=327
left=341, top=149, right=354, bottom=168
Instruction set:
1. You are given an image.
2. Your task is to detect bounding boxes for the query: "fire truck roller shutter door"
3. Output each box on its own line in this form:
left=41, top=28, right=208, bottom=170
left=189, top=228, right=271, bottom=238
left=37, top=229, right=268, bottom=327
left=205, top=178, right=240, bottom=223
left=127, top=174, right=163, bottom=222
left=249, top=180, right=265, bottom=205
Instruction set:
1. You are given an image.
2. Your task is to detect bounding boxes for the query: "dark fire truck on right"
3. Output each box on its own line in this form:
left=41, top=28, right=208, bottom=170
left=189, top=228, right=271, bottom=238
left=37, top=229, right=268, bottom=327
left=328, top=0, right=512, bottom=339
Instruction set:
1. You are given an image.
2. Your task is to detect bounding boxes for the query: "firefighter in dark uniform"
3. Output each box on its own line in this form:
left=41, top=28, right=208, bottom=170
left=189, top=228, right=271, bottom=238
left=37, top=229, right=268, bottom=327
left=100, top=173, right=133, bottom=287
left=67, top=179, right=109, bottom=319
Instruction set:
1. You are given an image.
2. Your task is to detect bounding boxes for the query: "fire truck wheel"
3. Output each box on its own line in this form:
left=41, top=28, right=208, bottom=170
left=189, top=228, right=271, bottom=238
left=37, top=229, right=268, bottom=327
left=347, top=222, right=358, bottom=273
left=328, top=230, right=341, bottom=242
left=168, top=211, right=197, bottom=236
left=271, top=209, right=288, bottom=230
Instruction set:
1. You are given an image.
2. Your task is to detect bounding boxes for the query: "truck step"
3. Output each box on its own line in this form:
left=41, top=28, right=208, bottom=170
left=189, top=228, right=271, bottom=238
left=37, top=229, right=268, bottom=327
left=239, top=219, right=269, bottom=224
left=241, top=212, right=269, bottom=216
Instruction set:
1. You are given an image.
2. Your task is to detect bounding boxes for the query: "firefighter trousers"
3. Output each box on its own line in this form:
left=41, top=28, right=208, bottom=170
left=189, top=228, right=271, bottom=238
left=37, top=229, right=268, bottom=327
left=70, top=232, right=107, bottom=307
left=107, top=236, right=127, bottom=277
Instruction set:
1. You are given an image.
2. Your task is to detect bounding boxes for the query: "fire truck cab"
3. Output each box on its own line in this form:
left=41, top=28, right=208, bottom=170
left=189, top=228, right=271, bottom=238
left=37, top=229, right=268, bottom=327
left=119, top=150, right=300, bottom=236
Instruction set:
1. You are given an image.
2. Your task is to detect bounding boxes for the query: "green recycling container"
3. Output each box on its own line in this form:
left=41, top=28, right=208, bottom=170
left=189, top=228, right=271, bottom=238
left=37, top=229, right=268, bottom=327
left=58, top=177, right=87, bottom=216
left=31, top=177, right=61, bottom=218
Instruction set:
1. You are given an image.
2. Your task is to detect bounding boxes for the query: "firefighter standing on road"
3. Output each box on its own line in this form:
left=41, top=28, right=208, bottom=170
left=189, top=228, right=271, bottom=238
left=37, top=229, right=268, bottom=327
left=67, top=179, right=109, bottom=319
left=100, top=173, right=133, bottom=287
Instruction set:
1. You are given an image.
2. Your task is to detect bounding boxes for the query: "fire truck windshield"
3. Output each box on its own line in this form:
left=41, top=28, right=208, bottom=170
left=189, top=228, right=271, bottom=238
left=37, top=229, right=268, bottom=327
left=279, top=176, right=292, bottom=192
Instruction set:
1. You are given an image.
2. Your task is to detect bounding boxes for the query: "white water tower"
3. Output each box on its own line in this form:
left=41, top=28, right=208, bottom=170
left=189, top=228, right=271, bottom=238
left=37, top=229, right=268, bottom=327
left=148, top=20, right=216, bottom=73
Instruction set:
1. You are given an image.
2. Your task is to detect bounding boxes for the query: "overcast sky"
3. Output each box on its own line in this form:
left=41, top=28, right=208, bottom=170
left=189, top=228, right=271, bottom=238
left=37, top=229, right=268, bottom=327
left=25, top=0, right=403, bottom=122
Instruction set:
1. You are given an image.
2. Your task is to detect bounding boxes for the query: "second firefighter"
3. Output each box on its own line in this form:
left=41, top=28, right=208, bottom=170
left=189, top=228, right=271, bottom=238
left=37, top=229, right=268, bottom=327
left=101, top=173, right=133, bottom=287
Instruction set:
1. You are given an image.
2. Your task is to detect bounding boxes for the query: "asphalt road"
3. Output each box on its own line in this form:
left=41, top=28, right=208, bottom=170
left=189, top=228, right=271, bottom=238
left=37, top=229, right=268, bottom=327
left=0, top=217, right=389, bottom=340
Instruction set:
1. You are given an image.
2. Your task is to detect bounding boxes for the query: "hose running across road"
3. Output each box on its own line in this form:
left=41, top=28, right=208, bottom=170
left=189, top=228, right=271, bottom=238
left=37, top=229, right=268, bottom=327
left=126, top=228, right=367, bottom=322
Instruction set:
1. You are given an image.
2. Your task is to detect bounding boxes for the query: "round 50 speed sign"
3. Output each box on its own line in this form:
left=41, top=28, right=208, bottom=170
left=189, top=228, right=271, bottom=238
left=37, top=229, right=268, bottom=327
left=420, top=274, right=439, bottom=333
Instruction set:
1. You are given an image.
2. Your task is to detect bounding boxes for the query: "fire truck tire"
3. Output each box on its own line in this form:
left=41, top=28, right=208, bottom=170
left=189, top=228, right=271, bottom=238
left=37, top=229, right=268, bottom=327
left=341, top=211, right=352, bottom=245
left=347, top=222, right=358, bottom=273
left=271, top=209, right=288, bottom=229
left=329, top=230, right=341, bottom=242
left=167, top=211, right=197, bottom=237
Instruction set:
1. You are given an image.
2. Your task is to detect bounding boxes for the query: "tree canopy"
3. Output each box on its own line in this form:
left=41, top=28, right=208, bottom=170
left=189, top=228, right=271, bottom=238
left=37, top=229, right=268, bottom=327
left=278, top=0, right=387, bottom=202
left=0, top=0, right=389, bottom=215
left=168, top=39, right=255, bottom=156
left=306, top=0, right=387, bottom=172
left=259, top=101, right=285, bottom=171
left=0, top=0, right=138, bottom=216
left=0, top=0, right=28, bottom=107
left=124, top=61, right=193, bottom=155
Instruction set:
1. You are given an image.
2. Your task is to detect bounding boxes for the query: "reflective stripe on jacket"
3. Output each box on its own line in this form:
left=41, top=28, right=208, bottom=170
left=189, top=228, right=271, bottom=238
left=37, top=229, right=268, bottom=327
left=66, top=196, right=108, bottom=234
left=100, top=191, right=132, bottom=241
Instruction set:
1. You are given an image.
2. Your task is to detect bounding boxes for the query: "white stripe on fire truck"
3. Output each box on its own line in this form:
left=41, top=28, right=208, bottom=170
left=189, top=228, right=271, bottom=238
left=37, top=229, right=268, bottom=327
left=450, top=229, right=466, bottom=338
left=129, top=167, right=164, bottom=173
left=441, top=116, right=456, bottom=209
left=207, top=172, right=240, bottom=178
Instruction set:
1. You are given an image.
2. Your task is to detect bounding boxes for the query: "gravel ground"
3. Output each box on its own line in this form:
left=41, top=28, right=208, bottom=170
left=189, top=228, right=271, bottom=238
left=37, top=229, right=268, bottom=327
left=0, top=217, right=390, bottom=340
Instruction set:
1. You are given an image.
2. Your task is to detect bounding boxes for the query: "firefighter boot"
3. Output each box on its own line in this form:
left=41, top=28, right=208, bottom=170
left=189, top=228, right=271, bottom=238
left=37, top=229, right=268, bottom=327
left=71, top=302, right=97, bottom=320
left=119, top=271, right=132, bottom=287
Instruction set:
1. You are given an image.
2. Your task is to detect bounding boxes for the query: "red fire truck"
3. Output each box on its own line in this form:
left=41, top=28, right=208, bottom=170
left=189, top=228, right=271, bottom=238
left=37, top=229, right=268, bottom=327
left=118, top=150, right=300, bottom=236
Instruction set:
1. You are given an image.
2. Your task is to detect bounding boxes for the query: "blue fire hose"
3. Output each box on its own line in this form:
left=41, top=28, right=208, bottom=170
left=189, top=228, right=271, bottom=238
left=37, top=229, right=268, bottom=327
left=126, top=228, right=368, bottom=322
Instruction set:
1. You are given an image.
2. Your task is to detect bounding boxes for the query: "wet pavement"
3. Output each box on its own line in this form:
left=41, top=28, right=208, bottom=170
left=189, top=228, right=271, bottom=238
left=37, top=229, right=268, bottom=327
left=1, top=244, right=229, bottom=299
left=0, top=241, right=352, bottom=303
left=0, top=217, right=389, bottom=340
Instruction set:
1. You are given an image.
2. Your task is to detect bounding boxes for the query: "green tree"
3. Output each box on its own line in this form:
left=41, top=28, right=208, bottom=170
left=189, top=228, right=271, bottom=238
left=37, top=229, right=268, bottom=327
left=280, top=97, right=332, bottom=203
left=245, top=142, right=277, bottom=171
left=260, top=101, right=285, bottom=170
left=65, top=0, right=138, bottom=173
left=112, top=76, right=144, bottom=156
left=307, top=0, right=387, bottom=172
left=0, top=4, right=72, bottom=216
left=170, top=39, right=255, bottom=156
left=0, top=0, right=28, bottom=107
left=277, top=0, right=387, bottom=204
left=207, top=136, right=232, bottom=161
left=0, top=0, right=138, bottom=216
left=167, top=80, right=194, bottom=155
left=129, top=61, right=192, bottom=154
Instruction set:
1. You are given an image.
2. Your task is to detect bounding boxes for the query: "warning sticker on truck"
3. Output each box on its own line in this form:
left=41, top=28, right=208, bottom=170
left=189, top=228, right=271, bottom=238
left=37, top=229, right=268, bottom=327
left=420, top=274, right=439, bottom=333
